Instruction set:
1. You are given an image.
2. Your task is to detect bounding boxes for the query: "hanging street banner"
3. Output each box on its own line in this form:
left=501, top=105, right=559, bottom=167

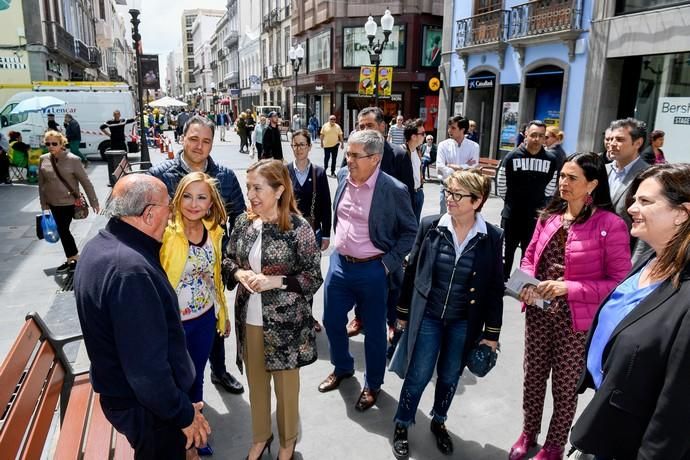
left=140, top=54, right=160, bottom=90
left=358, top=66, right=393, bottom=97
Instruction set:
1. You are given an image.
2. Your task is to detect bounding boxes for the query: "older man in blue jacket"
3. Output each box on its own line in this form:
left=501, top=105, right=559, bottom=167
left=318, top=129, right=418, bottom=411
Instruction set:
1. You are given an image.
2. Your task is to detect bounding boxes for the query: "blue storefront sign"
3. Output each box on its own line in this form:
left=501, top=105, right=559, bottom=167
left=468, top=76, right=495, bottom=90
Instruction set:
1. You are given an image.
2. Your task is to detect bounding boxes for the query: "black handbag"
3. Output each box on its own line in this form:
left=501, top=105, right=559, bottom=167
left=466, top=342, right=499, bottom=377
left=35, top=214, right=44, bottom=240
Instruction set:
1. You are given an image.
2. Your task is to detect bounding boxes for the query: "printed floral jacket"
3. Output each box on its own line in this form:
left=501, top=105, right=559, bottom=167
left=223, top=212, right=322, bottom=372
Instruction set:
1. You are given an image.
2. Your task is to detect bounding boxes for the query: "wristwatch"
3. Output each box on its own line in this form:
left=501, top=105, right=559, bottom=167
left=280, top=276, right=288, bottom=290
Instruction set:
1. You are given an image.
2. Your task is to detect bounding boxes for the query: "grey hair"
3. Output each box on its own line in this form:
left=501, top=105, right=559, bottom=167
left=357, top=106, right=384, bottom=124
left=104, top=180, right=157, bottom=218
left=183, top=115, right=216, bottom=138
left=347, top=129, right=384, bottom=156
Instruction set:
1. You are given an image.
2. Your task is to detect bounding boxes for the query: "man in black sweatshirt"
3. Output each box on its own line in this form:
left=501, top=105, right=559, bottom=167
left=496, top=120, right=557, bottom=279
left=74, top=174, right=210, bottom=459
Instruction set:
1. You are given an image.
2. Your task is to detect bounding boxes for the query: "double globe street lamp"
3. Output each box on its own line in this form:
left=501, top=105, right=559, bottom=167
left=288, top=44, right=304, bottom=124
left=364, top=9, right=395, bottom=106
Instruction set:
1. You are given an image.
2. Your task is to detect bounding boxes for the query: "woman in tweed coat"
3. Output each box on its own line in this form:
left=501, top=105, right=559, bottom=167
left=222, top=159, right=322, bottom=460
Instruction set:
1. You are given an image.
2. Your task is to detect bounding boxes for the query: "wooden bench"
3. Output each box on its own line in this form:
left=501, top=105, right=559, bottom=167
left=0, top=312, right=133, bottom=459
left=110, top=154, right=148, bottom=187
left=478, top=157, right=500, bottom=195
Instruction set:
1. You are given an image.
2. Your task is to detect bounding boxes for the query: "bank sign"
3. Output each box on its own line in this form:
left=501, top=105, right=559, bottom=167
left=654, top=97, right=690, bottom=164
left=468, top=76, right=495, bottom=90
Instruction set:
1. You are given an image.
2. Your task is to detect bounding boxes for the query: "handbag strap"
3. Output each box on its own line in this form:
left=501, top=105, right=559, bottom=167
left=49, top=154, right=80, bottom=199
left=309, top=166, right=317, bottom=228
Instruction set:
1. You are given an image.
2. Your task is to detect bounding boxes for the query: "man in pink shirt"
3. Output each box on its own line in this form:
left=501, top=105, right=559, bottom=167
left=318, top=129, right=418, bottom=412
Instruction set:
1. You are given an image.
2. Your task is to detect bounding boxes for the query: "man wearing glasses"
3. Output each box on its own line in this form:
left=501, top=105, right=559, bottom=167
left=149, top=115, right=247, bottom=396
left=436, top=116, right=479, bottom=213
left=495, top=119, right=558, bottom=280
left=75, top=175, right=211, bottom=459
left=318, top=129, right=417, bottom=412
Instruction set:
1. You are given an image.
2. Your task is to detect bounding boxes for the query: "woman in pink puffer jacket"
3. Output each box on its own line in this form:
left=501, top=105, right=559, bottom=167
left=508, top=153, right=632, bottom=460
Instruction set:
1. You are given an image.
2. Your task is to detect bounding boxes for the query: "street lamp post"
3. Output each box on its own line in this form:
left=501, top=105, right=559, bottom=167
left=288, top=44, right=304, bottom=123
left=364, top=9, right=395, bottom=107
left=129, top=9, right=150, bottom=167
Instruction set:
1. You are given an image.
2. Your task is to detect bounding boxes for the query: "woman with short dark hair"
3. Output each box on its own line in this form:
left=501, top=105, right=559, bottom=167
left=641, top=129, right=666, bottom=165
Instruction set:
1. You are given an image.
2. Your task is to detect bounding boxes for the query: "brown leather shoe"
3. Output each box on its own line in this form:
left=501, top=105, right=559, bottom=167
left=318, top=372, right=354, bottom=393
left=347, top=317, right=363, bottom=337
left=355, top=387, right=380, bottom=411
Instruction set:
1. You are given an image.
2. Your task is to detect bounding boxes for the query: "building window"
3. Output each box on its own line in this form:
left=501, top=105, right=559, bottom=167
left=474, top=0, right=502, bottom=14
left=308, top=30, right=331, bottom=73
left=99, top=0, right=106, bottom=20
left=343, top=25, right=406, bottom=68
left=615, top=0, right=690, bottom=14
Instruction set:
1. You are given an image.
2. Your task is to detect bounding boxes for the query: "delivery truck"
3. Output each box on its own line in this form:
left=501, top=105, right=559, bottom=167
left=0, top=81, right=139, bottom=161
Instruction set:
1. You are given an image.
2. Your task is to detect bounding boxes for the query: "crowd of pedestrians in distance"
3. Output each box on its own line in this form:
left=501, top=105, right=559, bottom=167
left=59, top=106, right=690, bottom=460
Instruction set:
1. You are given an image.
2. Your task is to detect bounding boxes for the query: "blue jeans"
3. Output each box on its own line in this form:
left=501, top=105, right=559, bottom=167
left=394, top=313, right=468, bottom=426
left=413, top=188, right=424, bottom=222
left=439, top=189, right=447, bottom=214
left=182, top=307, right=216, bottom=403
left=324, top=253, right=388, bottom=390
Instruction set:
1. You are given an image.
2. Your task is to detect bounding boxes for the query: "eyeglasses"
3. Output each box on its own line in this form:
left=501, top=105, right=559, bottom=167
left=443, top=188, right=475, bottom=202
left=141, top=202, right=173, bottom=216
left=45, top=142, right=60, bottom=147
left=292, top=143, right=309, bottom=149
left=416, top=131, right=426, bottom=136
left=345, top=151, right=376, bottom=160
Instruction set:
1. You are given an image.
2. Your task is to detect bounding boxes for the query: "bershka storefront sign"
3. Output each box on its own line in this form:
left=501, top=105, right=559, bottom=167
left=468, top=76, right=495, bottom=90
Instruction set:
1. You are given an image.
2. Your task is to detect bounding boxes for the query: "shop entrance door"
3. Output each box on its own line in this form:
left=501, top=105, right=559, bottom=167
left=466, top=72, right=496, bottom=155
left=525, top=65, right=564, bottom=128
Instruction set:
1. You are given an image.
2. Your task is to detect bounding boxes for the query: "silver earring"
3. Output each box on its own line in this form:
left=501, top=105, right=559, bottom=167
left=206, top=208, right=211, bottom=216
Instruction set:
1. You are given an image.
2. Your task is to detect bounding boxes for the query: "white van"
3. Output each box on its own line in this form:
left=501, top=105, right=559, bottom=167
left=0, top=82, right=139, bottom=160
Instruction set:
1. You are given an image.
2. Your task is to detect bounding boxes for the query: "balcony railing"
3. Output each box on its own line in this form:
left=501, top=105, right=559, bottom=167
left=223, top=31, right=238, bottom=47
left=456, top=10, right=510, bottom=49
left=74, top=39, right=90, bottom=63
left=510, top=0, right=583, bottom=39
left=88, top=46, right=102, bottom=68
left=46, top=21, right=75, bottom=59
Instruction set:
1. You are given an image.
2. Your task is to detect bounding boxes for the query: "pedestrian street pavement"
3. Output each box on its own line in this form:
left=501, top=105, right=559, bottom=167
left=0, top=129, right=592, bottom=459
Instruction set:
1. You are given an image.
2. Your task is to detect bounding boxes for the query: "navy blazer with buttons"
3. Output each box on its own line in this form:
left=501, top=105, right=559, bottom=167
left=571, top=256, right=690, bottom=459
left=333, top=166, right=418, bottom=289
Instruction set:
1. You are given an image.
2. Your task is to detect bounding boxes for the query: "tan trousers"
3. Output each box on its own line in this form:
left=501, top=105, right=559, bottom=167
left=244, top=324, right=300, bottom=448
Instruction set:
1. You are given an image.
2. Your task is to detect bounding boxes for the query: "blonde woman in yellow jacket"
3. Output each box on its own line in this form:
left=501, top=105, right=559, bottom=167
left=160, top=172, right=229, bottom=456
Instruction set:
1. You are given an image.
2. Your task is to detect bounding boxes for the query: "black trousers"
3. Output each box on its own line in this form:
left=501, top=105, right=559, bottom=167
left=323, top=144, right=339, bottom=174
left=256, top=143, right=263, bottom=157
left=0, top=151, right=9, bottom=181
left=208, top=333, right=227, bottom=377
left=501, top=216, right=538, bottom=280
left=239, top=133, right=248, bottom=152
left=50, top=204, right=78, bottom=258
left=101, top=403, right=186, bottom=460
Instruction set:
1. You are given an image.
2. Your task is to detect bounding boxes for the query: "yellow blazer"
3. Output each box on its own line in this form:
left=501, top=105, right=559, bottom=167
left=160, top=216, right=228, bottom=333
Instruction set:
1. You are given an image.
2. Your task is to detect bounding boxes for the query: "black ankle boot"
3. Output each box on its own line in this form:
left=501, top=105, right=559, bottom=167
left=430, top=420, right=453, bottom=455
left=392, top=423, right=409, bottom=458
